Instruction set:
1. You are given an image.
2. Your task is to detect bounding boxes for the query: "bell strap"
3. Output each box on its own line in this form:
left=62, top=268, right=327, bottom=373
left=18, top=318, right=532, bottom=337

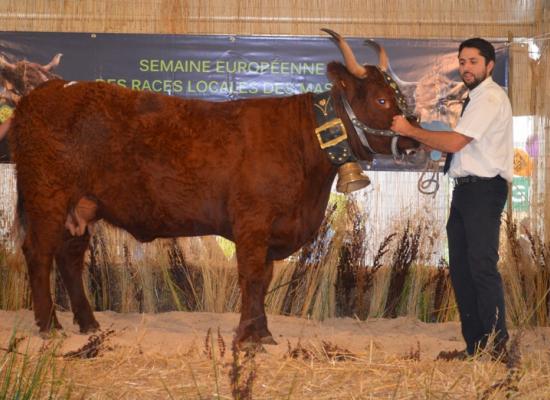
left=313, top=92, right=357, bottom=166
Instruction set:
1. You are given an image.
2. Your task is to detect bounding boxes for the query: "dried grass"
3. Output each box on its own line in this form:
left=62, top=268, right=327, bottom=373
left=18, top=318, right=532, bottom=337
left=3, top=336, right=545, bottom=400
left=286, top=339, right=356, bottom=362
left=63, top=329, right=116, bottom=360
left=229, top=340, right=258, bottom=400
left=501, top=214, right=550, bottom=328
left=384, top=220, right=422, bottom=318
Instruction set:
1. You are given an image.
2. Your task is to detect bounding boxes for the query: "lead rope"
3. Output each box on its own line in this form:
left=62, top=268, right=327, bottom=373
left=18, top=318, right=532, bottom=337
left=417, top=152, right=442, bottom=196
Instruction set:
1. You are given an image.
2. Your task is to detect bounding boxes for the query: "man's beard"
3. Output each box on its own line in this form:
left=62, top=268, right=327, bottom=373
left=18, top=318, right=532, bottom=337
left=462, top=72, right=487, bottom=90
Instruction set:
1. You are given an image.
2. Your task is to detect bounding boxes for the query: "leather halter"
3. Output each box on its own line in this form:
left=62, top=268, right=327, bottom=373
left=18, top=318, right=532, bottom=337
left=313, top=68, right=418, bottom=164
left=339, top=67, right=418, bottom=160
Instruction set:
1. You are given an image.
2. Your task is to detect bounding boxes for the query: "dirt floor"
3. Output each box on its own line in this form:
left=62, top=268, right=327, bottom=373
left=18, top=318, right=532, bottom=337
left=2, top=310, right=550, bottom=399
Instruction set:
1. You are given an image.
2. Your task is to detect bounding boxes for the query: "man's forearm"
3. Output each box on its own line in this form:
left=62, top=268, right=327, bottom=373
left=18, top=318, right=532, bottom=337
left=405, top=126, right=469, bottom=153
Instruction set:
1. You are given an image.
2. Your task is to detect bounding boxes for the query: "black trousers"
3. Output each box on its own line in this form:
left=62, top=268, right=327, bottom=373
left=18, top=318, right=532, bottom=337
left=446, top=176, right=508, bottom=354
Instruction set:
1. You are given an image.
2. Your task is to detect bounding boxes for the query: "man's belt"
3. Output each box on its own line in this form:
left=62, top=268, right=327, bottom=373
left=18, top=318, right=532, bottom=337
left=453, top=175, right=503, bottom=185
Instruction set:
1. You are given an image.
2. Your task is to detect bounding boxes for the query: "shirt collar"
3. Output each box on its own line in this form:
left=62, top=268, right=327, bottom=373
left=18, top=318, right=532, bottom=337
left=469, top=75, right=494, bottom=98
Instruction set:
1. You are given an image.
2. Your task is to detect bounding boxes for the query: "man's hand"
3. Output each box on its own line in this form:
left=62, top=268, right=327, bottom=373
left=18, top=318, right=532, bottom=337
left=391, top=115, right=415, bottom=137
left=390, top=115, right=472, bottom=153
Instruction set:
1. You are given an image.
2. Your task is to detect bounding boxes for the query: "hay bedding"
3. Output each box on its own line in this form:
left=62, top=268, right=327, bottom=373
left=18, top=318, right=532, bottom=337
left=1, top=310, right=550, bottom=398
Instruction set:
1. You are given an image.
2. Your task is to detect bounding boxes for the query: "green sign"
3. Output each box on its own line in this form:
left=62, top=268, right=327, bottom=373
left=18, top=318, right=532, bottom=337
left=512, top=176, right=530, bottom=212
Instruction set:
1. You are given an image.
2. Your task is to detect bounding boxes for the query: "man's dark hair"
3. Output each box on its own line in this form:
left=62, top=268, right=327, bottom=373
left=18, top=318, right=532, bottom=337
left=459, top=38, right=496, bottom=65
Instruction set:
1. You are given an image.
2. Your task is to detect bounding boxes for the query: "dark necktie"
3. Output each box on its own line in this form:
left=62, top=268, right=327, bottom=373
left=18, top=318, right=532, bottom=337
left=443, top=96, right=470, bottom=174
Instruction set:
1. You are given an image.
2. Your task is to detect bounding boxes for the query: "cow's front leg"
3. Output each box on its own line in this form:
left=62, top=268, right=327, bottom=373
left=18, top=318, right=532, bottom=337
left=234, top=231, right=276, bottom=345
left=260, top=260, right=276, bottom=344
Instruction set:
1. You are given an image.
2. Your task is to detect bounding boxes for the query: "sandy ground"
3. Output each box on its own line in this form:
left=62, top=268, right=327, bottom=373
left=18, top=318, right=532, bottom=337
left=2, top=309, right=549, bottom=361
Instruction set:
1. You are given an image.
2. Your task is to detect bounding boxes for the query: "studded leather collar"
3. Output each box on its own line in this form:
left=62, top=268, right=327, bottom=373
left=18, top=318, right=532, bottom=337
left=312, top=92, right=356, bottom=165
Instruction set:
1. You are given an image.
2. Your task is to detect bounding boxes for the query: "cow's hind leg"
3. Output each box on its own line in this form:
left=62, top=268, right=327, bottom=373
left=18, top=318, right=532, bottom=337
left=55, top=231, right=99, bottom=333
left=234, top=228, right=276, bottom=345
left=22, top=222, right=64, bottom=334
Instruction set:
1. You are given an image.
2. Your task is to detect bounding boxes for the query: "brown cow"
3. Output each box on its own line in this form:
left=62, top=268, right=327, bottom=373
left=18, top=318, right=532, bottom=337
left=9, top=30, right=419, bottom=344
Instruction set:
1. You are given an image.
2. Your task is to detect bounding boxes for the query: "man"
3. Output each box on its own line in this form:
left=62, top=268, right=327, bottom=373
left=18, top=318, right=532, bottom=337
left=391, top=38, right=513, bottom=358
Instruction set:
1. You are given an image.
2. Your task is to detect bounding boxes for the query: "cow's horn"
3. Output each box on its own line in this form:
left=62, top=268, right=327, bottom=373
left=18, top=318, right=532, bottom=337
left=43, top=53, right=63, bottom=71
left=0, top=54, right=16, bottom=71
left=322, top=28, right=367, bottom=79
left=364, top=40, right=389, bottom=71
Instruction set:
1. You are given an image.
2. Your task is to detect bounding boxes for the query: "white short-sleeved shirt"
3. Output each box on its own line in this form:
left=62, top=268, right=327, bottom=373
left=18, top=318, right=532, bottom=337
left=450, top=76, right=514, bottom=182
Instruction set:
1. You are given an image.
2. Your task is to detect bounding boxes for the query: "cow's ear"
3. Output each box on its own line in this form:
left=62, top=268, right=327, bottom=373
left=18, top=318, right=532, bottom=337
left=327, top=62, right=355, bottom=90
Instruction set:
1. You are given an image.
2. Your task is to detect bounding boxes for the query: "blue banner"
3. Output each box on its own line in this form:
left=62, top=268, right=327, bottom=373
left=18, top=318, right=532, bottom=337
left=0, top=32, right=508, bottom=168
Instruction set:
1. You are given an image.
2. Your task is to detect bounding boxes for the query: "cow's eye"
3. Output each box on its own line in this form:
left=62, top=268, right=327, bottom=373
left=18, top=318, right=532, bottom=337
left=377, top=99, right=386, bottom=105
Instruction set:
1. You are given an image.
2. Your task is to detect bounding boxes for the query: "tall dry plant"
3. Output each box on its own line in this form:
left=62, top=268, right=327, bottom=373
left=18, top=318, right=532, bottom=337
left=279, top=203, right=337, bottom=317
left=263, top=260, right=297, bottom=314
left=431, top=258, right=454, bottom=322
left=134, top=261, right=159, bottom=314
left=416, top=258, right=454, bottom=322
left=166, top=239, right=204, bottom=311
left=301, top=201, right=348, bottom=320
left=335, top=199, right=367, bottom=317
left=501, top=214, right=550, bottom=327
left=523, top=222, right=550, bottom=326
left=356, top=233, right=395, bottom=319
left=195, top=237, right=240, bottom=313
left=229, top=342, right=257, bottom=400
left=502, top=215, right=533, bottom=325
left=86, top=224, right=115, bottom=311
left=119, top=244, right=141, bottom=313
left=522, top=224, right=550, bottom=325
left=384, top=220, right=421, bottom=318
left=0, top=249, right=29, bottom=311
left=334, top=199, right=398, bottom=320
left=53, top=265, right=70, bottom=312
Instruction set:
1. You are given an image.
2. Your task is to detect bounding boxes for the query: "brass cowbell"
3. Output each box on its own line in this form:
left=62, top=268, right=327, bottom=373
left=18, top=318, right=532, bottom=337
left=336, top=161, right=371, bottom=193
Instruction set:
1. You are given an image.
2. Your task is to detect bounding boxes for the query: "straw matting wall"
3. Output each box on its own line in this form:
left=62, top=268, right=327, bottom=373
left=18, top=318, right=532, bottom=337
left=0, top=0, right=542, bottom=38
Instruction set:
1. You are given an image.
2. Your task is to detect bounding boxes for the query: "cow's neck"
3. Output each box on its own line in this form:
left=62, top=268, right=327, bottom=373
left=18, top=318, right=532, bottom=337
left=312, top=91, right=360, bottom=166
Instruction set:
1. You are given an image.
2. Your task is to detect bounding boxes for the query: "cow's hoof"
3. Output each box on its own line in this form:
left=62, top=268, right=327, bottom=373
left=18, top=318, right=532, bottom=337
left=237, top=341, right=266, bottom=353
left=79, top=319, right=100, bottom=334
left=37, top=317, right=63, bottom=338
left=38, top=331, right=67, bottom=340
left=260, top=335, right=278, bottom=345
left=38, top=327, right=65, bottom=340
